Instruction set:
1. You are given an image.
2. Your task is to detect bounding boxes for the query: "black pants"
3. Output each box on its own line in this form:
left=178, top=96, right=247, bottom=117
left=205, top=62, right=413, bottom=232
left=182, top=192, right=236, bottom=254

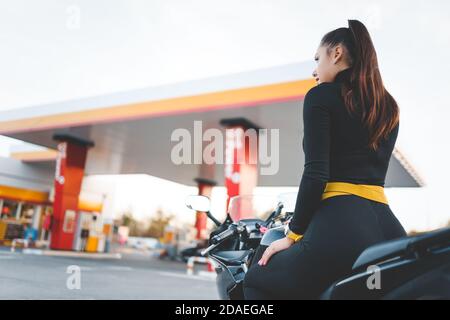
left=243, top=195, right=407, bottom=300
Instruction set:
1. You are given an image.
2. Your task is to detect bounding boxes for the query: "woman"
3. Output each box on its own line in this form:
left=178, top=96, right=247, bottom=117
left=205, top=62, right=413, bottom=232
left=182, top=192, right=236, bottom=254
left=243, top=19, right=407, bottom=300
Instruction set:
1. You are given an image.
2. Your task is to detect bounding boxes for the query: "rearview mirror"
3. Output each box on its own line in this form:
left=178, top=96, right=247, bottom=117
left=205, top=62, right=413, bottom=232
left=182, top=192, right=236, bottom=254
left=185, top=195, right=211, bottom=212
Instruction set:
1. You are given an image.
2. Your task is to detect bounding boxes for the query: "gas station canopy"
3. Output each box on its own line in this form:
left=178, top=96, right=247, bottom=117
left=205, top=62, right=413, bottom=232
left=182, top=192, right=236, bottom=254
left=0, top=61, right=422, bottom=188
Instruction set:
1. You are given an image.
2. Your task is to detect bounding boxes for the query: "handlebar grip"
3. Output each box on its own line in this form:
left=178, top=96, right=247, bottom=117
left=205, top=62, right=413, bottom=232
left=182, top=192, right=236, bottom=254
left=211, top=228, right=236, bottom=244
left=264, top=204, right=283, bottom=226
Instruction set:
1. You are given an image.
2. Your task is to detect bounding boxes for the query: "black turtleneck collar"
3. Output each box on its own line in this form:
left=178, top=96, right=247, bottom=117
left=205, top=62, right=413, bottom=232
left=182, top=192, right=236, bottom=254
left=334, top=67, right=352, bottom=84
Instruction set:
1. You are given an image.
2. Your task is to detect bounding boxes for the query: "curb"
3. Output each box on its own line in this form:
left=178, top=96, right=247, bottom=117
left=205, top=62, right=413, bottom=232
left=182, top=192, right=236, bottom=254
left=22, top=249, right=122, bottom=260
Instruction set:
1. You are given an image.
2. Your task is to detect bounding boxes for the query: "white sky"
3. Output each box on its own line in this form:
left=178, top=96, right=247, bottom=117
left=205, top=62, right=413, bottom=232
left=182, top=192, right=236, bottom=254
left=0, top=0, right=449, bottom=232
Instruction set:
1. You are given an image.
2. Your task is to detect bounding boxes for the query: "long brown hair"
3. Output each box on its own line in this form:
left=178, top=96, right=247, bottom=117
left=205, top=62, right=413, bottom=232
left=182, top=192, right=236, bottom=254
left=320, top=19, right=399, bottom=151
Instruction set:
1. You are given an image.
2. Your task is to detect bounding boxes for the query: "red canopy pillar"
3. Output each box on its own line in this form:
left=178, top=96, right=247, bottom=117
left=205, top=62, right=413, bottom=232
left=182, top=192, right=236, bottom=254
left=220, top=118, right=260, bottom=221
left=194, top=178, right=216, bottom=240
left=50, top=133, right=94, bottom=250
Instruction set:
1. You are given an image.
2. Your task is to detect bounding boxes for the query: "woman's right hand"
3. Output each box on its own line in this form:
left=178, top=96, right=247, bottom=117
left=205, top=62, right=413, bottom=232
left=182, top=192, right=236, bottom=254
left=258, top=237, right=295, bottom=266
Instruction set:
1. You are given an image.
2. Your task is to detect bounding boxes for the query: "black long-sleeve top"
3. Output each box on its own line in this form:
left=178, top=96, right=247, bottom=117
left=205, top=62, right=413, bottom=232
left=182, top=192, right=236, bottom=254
left=288, top=68, right=399, bottom=235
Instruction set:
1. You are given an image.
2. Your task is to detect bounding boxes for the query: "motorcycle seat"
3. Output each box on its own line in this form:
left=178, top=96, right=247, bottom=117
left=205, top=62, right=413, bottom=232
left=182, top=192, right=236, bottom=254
left=352, top=227, right=450, bottom=270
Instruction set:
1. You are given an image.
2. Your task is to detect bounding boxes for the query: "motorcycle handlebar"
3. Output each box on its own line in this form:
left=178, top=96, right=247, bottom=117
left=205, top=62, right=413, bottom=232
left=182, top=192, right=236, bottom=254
left=201, top=226, right=239, bottom=256
left=211, top=227, right=236, bottom=244
left=264, top=203, right=284, bottom=226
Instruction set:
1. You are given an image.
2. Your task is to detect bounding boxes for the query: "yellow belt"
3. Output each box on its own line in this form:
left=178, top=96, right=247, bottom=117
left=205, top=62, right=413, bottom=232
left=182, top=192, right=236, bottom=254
left=321, top=182, right=388, bottom=205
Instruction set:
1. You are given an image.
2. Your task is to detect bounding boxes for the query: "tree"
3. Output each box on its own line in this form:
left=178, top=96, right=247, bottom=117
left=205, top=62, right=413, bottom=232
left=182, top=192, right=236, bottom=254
left=118, top=207, right=175, bottom=238
left=145, top=208, right=174, bottom=238
left=119, top=208, right=141, bottom=237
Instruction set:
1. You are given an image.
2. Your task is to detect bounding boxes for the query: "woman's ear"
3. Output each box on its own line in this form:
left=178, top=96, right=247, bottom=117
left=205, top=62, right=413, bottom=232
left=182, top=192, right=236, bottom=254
left=332, top=45, right=343, bottom=64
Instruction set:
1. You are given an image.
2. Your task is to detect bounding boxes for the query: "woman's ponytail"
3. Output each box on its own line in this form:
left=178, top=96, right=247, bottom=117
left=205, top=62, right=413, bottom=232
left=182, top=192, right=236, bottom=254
left=321, top=20, right=400, bottom=151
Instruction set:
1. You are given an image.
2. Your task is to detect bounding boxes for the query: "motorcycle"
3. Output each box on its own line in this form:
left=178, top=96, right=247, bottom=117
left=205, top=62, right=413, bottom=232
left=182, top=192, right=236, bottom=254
left=185, top=193, right=450, bottom=300
left=185, top=193, right=295, bottom=299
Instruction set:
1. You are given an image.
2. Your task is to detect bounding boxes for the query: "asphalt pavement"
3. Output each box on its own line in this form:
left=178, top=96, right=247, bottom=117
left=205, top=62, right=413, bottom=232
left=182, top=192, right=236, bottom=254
left=0, top=248, right=219, bottom=300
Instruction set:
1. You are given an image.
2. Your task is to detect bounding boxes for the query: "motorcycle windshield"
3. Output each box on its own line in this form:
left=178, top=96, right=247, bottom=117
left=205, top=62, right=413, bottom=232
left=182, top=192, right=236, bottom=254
left=276, top=192, right=298, bottom=213
left=227, top=195, right=277, bottom=222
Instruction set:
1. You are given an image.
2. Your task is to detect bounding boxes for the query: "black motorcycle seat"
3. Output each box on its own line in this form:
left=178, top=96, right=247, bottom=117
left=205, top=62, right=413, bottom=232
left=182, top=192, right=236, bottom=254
left=211, top=250, right=251, bottom=265
left=352, top=227, right=450, bottom=270
left=352, top=237, right=410, bottom=270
